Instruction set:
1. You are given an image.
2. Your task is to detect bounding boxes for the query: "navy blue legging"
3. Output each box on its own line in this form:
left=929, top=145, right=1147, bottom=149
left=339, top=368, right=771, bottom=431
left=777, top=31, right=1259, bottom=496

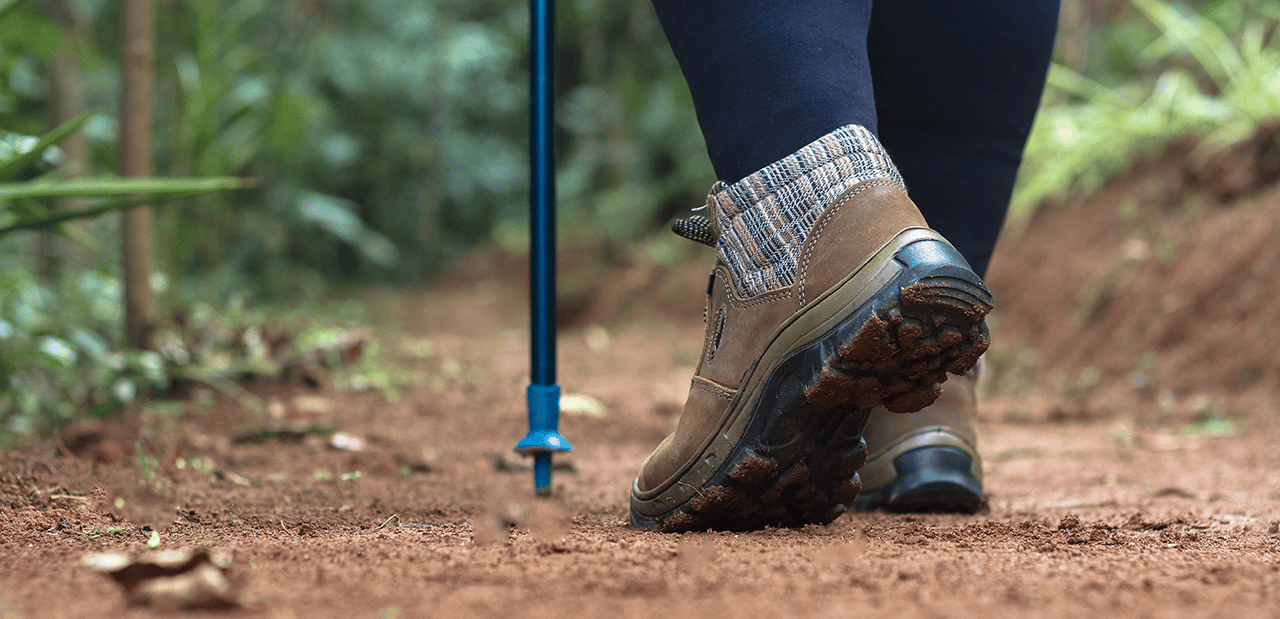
left=650, top=0, right=1060, bottom=276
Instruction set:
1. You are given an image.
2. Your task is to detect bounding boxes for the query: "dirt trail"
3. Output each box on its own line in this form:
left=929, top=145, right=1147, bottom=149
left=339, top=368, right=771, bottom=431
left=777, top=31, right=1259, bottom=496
left=3, top=150, right=1280, bottom=617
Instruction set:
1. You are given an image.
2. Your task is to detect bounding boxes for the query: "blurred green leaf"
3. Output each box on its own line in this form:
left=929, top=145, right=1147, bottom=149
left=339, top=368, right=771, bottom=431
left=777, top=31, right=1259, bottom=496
left=0, top=111, right=92, bottom=181
left=0, top=0, right=65, bottom=58
left=0, top=176, right=247, bottom=200
left=0, top=177, right=249, bottom=236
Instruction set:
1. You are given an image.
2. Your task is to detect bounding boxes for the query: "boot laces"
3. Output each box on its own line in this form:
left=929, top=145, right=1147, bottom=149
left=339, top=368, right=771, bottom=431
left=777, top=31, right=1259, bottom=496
left=670, top=215, right=715, bottom=247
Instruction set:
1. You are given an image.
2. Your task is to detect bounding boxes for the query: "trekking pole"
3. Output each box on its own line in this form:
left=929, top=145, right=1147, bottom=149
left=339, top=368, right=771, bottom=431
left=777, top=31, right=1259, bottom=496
left=514, top=0, right=570, bottom=496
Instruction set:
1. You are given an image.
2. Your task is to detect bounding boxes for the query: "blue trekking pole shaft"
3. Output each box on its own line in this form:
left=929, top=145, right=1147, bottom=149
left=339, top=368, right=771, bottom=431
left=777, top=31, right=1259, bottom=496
left=515, top=0, right=570, bottom=496
left=530, top=1, right=554, bottom=386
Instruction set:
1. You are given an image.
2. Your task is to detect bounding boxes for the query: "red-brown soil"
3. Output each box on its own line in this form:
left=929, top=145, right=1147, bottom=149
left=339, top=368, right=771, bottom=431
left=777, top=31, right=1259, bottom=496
left=3, top=143, right=1280, bottom=618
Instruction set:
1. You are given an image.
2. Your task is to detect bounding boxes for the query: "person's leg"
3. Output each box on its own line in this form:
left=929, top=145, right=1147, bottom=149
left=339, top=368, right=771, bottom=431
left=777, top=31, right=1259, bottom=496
left=649, top=0, right=876, bottom=184
left=633, top=1, right=993, bottom=531
left=855, top=0, right=1060, bottom=513
left=868, top=0, right=1060, bottom=278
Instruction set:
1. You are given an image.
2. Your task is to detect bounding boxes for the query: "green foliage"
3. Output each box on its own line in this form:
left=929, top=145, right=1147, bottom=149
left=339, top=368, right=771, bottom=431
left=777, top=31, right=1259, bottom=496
left=1010, top=0, right=1280, bottom=233
left=0, top=0, right=716, bottom=442
left=2, top=0, right=716, bottom=299
left=0, top=262, right=397, bottom=445
left=0, top=174, right=248, bottom=240
left=0, top=0, right=64, bottom=134
left=82, top=526, right=123, bottom=539
left=0, top=80, right=276, bottom=445
left=0, top=104, right=247, bottom=239
left=137, top=0, right=713, bottom=295
left=0, top=267, right=168, bottom=444
left=135, top=441, right=154, bottom=480
left=553, top=2, right=713, bottom=245
left=0, top=110, right=88, bottom=180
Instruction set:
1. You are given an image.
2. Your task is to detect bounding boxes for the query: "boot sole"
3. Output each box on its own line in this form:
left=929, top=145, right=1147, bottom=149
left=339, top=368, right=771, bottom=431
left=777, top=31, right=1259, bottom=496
left=630, top=229, right=992, bottom=531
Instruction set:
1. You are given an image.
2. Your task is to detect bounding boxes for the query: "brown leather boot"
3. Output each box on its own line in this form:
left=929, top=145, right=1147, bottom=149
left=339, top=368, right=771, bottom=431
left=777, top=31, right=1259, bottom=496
left=630, top=179, right=992, bottom=531
left=853, top=366, right=986, bottom=513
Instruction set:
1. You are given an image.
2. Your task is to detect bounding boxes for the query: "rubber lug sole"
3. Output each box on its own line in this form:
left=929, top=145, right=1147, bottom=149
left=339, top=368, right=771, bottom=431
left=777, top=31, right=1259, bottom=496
left=630, top=238, right=992, bottom=532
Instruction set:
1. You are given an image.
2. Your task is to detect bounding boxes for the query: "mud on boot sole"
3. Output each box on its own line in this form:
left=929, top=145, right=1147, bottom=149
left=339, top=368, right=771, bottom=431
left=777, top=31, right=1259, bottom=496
left=630, top=234, right=992, bottom=532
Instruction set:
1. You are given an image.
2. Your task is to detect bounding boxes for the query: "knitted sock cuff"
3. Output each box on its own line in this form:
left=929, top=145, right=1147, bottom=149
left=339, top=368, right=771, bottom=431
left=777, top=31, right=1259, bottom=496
left=712, top=124, right=904, bottom=298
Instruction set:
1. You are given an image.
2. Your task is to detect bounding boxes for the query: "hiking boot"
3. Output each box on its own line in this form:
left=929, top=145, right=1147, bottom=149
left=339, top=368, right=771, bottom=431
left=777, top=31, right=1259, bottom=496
left=852, top=365, right=987, bottom=513
left=630, top=129, right=993, bottom=531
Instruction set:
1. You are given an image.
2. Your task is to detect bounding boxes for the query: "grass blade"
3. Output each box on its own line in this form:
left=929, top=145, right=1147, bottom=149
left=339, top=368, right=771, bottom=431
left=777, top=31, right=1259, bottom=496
left=0, top=112, right=93, bottom=182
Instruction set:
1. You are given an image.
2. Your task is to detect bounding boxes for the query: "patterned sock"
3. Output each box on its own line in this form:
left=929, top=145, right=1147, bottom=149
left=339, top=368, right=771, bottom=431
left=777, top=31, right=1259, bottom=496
left=710, top=124, right=904, bottom=298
